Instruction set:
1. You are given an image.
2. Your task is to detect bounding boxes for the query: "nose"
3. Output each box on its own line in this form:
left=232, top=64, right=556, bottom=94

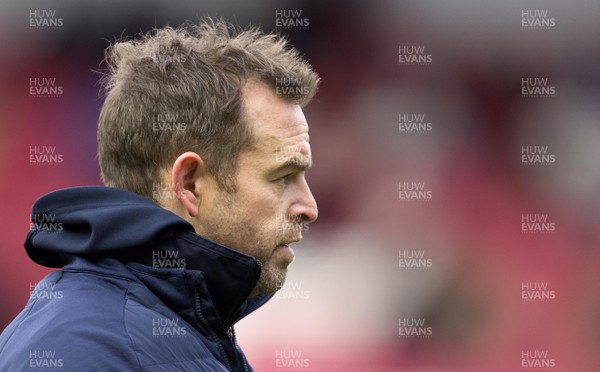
left=289, top=178, right=318, bottom=224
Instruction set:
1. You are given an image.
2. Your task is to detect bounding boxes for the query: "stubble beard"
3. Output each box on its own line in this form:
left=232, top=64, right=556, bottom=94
left=196, top=192, right=292, bottom=298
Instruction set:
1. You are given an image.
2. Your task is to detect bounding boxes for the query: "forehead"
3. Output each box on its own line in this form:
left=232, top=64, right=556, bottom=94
left=241, top=80, right=310, bottom=150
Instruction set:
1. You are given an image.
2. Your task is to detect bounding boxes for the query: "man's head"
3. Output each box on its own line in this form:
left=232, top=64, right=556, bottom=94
left=98, top=19, right=320, bottom=296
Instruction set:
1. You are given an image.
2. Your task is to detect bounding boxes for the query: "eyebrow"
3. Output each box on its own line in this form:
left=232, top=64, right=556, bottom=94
left=274, top=155, right=313, bottom=173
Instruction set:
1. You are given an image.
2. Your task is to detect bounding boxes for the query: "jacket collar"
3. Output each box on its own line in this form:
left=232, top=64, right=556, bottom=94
left=123, top=229, right=270, bottom=328
left=26, top=186, right=272, bottom=329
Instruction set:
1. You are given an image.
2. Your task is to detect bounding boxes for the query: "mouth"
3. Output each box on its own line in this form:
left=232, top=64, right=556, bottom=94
left=274, top=239, right=300, bottom=262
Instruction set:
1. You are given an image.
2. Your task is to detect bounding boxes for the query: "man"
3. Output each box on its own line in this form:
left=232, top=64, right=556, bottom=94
left=0, top=18, right=319, bottom=371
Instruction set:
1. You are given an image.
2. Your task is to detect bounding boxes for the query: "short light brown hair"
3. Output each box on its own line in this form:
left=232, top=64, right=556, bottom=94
left=98, top=18, right=320, bottom=201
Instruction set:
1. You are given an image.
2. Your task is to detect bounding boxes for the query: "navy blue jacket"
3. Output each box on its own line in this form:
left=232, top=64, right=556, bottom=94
left=0, top=186, right=271, bottom=371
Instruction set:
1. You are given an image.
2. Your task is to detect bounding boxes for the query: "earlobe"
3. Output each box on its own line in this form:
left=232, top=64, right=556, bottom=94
left=171, top=152, right=204, bottom=218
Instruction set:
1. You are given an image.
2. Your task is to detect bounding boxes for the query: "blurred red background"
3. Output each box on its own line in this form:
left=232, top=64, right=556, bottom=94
left=1, top=1, right=600, bottom=371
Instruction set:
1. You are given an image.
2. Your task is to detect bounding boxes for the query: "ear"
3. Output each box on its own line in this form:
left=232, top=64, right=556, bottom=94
left=171, top=152, right=204, bottom=217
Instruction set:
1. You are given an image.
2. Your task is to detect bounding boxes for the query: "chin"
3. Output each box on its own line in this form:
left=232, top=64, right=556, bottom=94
left=251, top=265, right=288, bottom=297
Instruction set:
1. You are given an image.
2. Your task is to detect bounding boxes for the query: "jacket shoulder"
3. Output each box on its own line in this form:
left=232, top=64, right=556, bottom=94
left=0, top=269, right=228, bottom=371
left=0, top=270, right=141, bottom=371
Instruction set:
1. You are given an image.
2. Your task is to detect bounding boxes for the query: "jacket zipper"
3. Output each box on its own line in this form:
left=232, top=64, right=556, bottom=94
left=194, top=290, right=232, bottom=371
left=231, top=259, right=260, bottom=372
left=228, top=327, right=249, bottom=372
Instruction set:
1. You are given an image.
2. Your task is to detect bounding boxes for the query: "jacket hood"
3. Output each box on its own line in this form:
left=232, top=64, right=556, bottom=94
left=25, top=186, right=269, bottom=328
left=26, top=186, right=192, bottom=267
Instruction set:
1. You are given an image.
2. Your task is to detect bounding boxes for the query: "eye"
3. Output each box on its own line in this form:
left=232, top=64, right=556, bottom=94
left=274, top=173, right=294, bottom=185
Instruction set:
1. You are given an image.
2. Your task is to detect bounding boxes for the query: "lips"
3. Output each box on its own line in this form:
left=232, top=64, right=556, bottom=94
left=275, top=244, right=296, bottom=262
left=279, top=237, right=301, bottom=247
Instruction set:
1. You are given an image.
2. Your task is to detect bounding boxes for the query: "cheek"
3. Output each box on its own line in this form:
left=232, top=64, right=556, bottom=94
left=237, top=185, right=288, bottom=234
